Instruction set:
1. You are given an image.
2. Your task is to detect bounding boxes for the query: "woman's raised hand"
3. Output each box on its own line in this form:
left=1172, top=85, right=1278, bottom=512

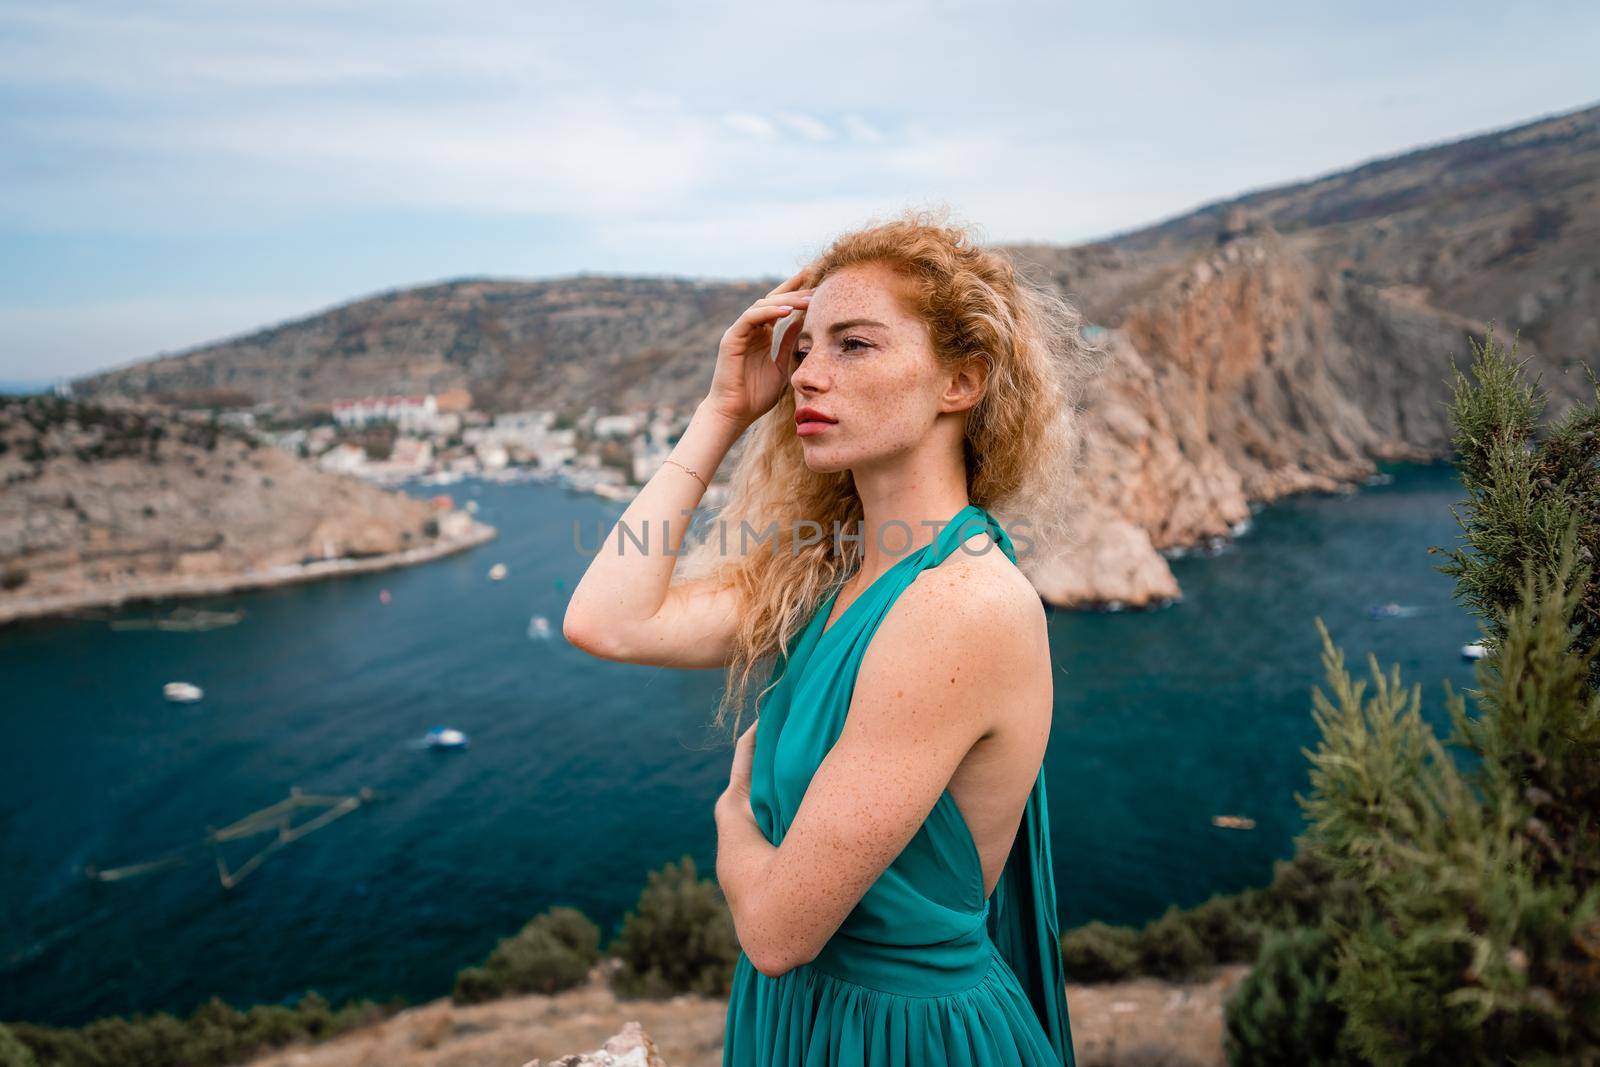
left=703, top=267, right=812, bottom=431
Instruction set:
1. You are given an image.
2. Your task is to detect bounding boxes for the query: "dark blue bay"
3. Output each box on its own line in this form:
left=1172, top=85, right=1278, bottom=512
left=0, top=460, right=1485, bottom=1025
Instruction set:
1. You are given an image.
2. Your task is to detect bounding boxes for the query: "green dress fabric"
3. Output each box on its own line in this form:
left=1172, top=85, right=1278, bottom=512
left=722, top=503, right=1076, bottom=1066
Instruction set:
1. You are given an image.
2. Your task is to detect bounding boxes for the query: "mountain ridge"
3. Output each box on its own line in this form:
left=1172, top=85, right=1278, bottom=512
left=62, top=100, right=1600, bottom=607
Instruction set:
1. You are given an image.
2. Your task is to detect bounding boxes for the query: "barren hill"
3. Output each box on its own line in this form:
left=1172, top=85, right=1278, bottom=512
left=0, top=395, right=494, bottom=625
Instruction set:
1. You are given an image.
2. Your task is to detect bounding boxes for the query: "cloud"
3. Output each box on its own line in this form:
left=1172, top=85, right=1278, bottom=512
left=841, top=114, right=885, bottom=143
left=778, top=113, right=833, bottom=142
left=2, top=0, right=1597, bottom=375
left=722, top=111, right=778, bottom=139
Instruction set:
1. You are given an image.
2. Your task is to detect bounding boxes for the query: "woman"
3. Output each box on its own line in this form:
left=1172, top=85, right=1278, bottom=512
left=563, top=207, right=1101, bottom=1065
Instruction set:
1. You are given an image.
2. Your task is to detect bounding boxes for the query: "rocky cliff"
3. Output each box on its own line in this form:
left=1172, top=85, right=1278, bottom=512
left=1017, top=225, right=1562, bottom=606
left=67, top=102, right=1600, bottom=607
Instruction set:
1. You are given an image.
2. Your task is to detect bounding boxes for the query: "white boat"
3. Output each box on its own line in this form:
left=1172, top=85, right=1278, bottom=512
left=164, top=681, right=203, bottom=703
left=528, top=614, right=552, bottom=639
left=1461, top=641, right=1489, bottom=660
left=488, top=563, right=508, bottom=581
left=423, top=726, right=469, bottom=749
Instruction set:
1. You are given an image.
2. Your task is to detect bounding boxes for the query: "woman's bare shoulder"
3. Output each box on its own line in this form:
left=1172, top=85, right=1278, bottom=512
left=848, top=538, right=1048, bottom=763
left=930, top=529, right=1043, bottom=625
left=871, top=534, right=1046, bottom=670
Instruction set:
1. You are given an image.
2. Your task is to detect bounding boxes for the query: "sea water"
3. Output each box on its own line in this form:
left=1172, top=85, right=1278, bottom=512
left=0, top=461, right=1482, bottom=1025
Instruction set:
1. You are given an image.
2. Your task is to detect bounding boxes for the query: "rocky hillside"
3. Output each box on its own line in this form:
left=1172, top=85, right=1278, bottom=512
left=1017, top=225, right=1551, bottom=606
left=1087, top=100, right=1599, bottom=364
left=70, top=275, right=773, bottom=419
left=1001, top=101, right=1599, bottom=603
left=0, top=395, right=491, bottom=623
left=67, top=101, right=1600, bottom=607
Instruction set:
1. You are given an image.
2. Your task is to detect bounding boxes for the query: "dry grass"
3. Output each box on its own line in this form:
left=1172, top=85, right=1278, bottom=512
left=242, top=959, right=1250, bottom=1067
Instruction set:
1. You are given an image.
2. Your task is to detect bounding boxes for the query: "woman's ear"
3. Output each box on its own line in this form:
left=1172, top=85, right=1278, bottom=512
left=942, top=356, right=988, bottom=413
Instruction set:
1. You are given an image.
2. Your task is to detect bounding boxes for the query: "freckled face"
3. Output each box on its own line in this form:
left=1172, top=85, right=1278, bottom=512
left=789, top=261, right=949, bottom=473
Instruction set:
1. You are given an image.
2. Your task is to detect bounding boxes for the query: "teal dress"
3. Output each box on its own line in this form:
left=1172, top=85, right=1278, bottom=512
left=722, top=503, right=1076, bottom=1066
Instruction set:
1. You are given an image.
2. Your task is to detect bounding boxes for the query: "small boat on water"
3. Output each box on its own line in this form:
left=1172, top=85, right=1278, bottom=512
left=1461, top=641, right=1490, bottom=660
left=1212, top=814, right=1256, bottom=830
left=164, top=681, right=203, bottom=703
left=423, top=726, right=469, bottom=749
left=488, top=563, right=508, bottom=581
left=1368, top=602, right=1428, bottom=620
left=528, top=614, right=552, bottom=639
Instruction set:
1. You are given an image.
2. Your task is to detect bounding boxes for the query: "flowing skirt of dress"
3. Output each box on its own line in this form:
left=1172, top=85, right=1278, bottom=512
left=725, top=943, right=1060, bottom=1067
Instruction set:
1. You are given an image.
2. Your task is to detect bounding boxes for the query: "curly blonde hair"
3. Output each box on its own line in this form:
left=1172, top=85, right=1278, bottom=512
left=678, top=205, right=1104, bottom=739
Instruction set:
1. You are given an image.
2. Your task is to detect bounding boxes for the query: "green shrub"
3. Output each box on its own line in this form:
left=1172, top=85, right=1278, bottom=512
left=1222, top=924, right=1360, bottom=1066
left=1135, top=905, right=1210, bottom=980
left=451, top=966, right=499, bottom=1005
left=452, top=905, right=601, bottom=1004
left=1056, top=844, right=1365, bottom=987
left=0, top=989, right=397, bottom=1067
left=176, top=997, right=244, bottom=1062
left=239, top=1003, right=311, bottom=1048
left=1176, top=893, right=1265, bottom=964
left=607, top=854, right=740, bottom=998
left=1248, top=846, right=1360, bottom=933
left=0, top=1024, right=38, bottom=1067
left=1288, top=328, right=1600, bottom=1064
left=1061, top=920, right=1141, bottom=982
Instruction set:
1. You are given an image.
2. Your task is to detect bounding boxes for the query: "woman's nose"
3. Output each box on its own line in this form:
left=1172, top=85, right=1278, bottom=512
left=789, top=354, right=824, bottom=393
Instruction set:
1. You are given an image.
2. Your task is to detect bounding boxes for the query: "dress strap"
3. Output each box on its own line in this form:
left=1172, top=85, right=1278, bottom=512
left=986, top=768, right=1076, bottom=1064
left=928, top=504, right=1018, bottom=568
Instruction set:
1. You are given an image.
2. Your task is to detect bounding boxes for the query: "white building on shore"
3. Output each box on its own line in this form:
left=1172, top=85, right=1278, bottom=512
left=318, top=442, right=368, bottom=474
left=333, top=393, right=444, bottom=432
left=463, top=409, right=578, bottom=470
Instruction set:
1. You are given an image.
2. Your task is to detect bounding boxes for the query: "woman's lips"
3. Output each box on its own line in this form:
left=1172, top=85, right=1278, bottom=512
left=795, top=407, right=836, bottom=436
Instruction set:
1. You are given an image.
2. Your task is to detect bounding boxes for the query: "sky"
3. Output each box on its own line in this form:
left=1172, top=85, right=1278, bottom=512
left=1, top=1, right=1597, bottom=383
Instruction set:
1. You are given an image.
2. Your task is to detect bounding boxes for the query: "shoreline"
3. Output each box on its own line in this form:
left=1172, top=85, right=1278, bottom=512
left=0, top=519, right=499, bottom=628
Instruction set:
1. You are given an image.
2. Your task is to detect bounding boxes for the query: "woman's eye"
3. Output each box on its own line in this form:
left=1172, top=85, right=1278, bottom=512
left=794, top=338, right=868, bottom=363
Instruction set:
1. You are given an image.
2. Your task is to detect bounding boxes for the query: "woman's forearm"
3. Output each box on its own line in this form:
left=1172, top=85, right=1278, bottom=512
left=715, top=789, right=786, bottom=971
left=565, top=399, right=747, bottom=636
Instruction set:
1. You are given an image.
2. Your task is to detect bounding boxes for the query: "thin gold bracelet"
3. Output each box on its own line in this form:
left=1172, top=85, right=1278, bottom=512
left=664, top=458, right=707, bottom=490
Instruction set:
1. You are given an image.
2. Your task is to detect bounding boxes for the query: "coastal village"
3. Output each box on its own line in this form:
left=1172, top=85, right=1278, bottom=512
left=226, top=386, right=721, bottom=506
left=0, top=380, right=731, bottom=626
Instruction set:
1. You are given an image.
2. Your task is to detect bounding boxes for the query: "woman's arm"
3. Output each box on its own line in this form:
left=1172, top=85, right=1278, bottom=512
left=561, top=398, right=748, bottom=667
left=563, top=272, right=812, bottom=668
left=715, top=782, right=783, bottom=969
left=714, top=564, right=1044, bottom=978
